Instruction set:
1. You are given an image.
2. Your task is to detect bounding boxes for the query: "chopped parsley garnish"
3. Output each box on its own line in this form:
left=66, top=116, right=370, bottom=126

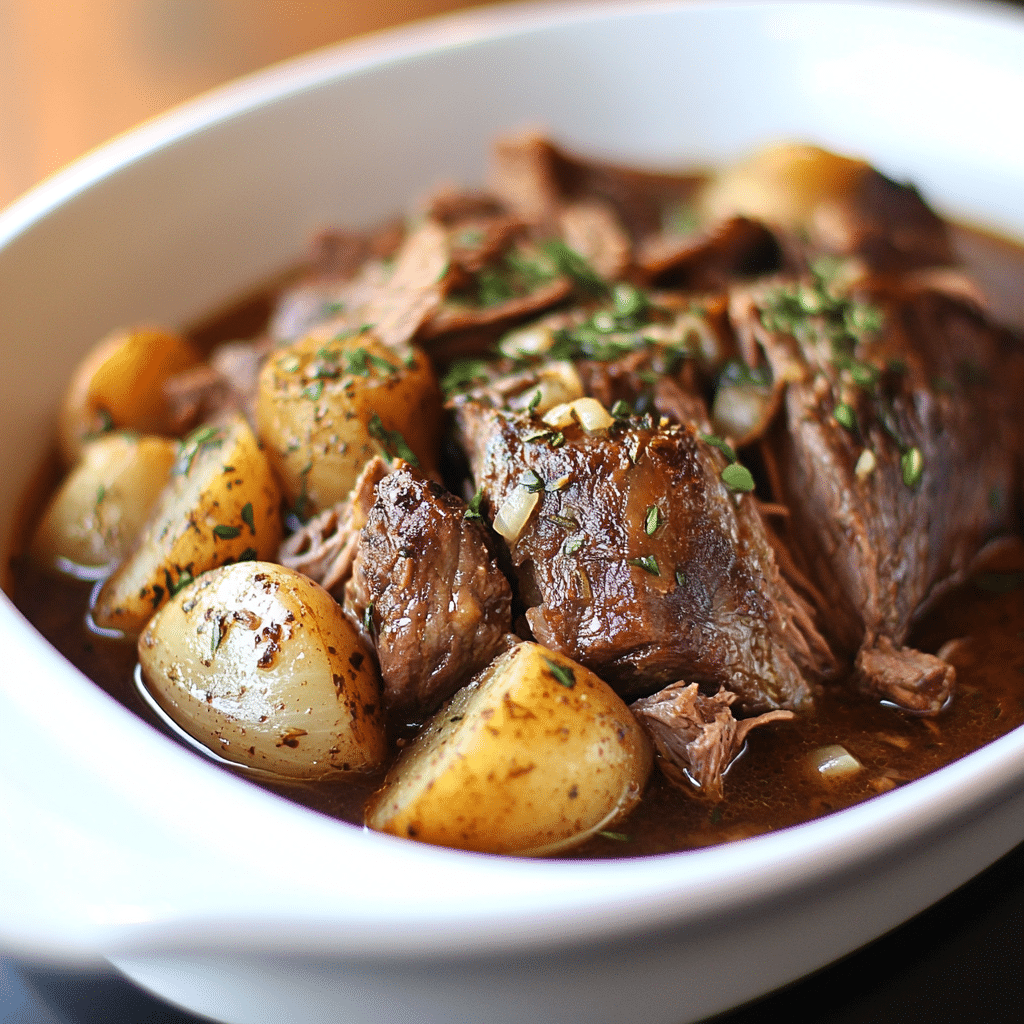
left=440, top=358, right=490, bottom=397
left=464, top=487, right=486, bottom=522
left=175, top=425, right=223, bottom=476
left=540, top=238, right=607, bottom=297
left=367, top=414, right=419, bottom=467
left=543, top=657, right=576, bottom=689
left=628, top=555, right=661, bottom=576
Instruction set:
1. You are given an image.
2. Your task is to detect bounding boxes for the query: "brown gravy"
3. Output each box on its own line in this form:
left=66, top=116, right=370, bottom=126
left=8, top=223, right=1024, bottom=859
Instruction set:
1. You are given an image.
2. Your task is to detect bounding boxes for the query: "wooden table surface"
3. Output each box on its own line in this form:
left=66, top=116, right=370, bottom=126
left=0, top=0, right=502, bottom=210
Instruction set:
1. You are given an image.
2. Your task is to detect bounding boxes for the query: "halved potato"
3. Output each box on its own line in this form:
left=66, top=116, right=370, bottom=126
left=92, top=414, right=282, bottom=634
left=30, top=433, right=177, bottom=576
left=58, top=325, right=203, bottom=467
left=138, top=561, right=386, bottom=777
left=365, top=641, right=652, bottom=856
left=255, top=329, right=442, bottom=518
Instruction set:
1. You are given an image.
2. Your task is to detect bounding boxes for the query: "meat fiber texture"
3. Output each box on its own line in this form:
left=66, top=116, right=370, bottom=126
left=732, top=274, right=1024, bottom=713
left=343, top=465, right=513, bottom=722
left=454, top=399, right=833, bottom=713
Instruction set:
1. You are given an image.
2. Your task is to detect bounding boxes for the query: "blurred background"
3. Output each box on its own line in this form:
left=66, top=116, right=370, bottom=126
left=0, top=0, right=524, bottom=210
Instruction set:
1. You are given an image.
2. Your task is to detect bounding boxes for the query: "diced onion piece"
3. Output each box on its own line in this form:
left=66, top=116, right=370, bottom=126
left=811, top=744, right=863, bottom=780
left=493, top=487, right=540, bottom=544
left=499, top=325, right=557, bottom=359
left=855, top=448, right=877, bottom=479
left=542, top=396, right=614, bottom=432
left=713, top=384, right=772, bottom=441
left=508, top=361, right=584, bottom=416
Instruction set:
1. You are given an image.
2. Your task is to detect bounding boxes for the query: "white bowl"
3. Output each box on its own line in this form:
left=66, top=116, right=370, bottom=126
left=2, top=2, right=1023, bottom=1022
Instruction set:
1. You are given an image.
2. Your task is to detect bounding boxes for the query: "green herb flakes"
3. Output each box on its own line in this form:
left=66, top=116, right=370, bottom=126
left=213, top=524, right=241, bottom=540
left=700, top=433, right=737, bottom=464
left=721, top=463, right=756, bottom=492
left=519, top=469, right=545, bottom=493
left=543, top=657, right=576, bottom=689
left=628, top=555, right=661, bottom=576
left=833, top=402, right=857, bottom=431
left=464, top=487, right=486, bottom=522
left=241, top=502, right=255, bottom=535
left=901, top=446, right=924, bottom=488
left=367, top=414, right=419, bottom=467
left=644, top=505, right=662, bottom=535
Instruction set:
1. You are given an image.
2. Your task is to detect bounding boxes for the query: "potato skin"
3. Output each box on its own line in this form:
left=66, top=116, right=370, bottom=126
left=255, top=330, right=442, bottom=517
left=30, top=433, right=177, bottom=575
left=365, top=641, right=652, bottom=856
left=138, top=561, right=386, bottom=777
left=58, top=325, right=203, bottom=467
left=92, top=414, right=282, bottom=634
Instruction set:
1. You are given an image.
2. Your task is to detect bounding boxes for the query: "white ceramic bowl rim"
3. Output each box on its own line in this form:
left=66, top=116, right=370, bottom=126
left=1, top=0, right=1023, bottom=967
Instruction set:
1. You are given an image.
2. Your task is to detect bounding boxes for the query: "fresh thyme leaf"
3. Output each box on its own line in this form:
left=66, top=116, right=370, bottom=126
left=563, top=535, right=583, bottom=555
left=527, top=389, right=542, bottom=413
left=721, top=463, right=756, bottom=492
left=598, top=830, right=631, bottom=842
left=628, top=555, right=660, bottom=576
left=236, top=547, right=258, bottom=562
left=545, top=514, right=579, bottom=530
left=165, top=566, right=196, bottom=598
left=213, top=524, right=241, bottom=540
left=241, top=502, right=255, bottom=535
left=675, top=569, right=686, bottom=588
left=644, top=505, right=662, bottom=535
left=367, top=414, right=419, bottom=467
left=901, top=446, right=924, bottom=488
left=611, top=399, right=632, bottom=420
left=363, top=602, right=375, bottom=635
left=833, top=402, right=857, bottom=431
left=700, top=433, right=737, bottom=464
left=175, top=425, right=223, bottom=476
left=543, top=657, right=576, bottom=689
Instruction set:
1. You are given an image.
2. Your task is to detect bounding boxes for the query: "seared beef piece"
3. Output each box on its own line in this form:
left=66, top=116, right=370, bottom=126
left=631, top=682, right=794, bottom=801
left=732, top=273, right=1023, bottom=712
left=163, top=336, right=273, bottom=433
left=343, top=465, right=513, bottom=721
left=640, top=217, right=784, bottom=291
left=453, top=400, right=834, bottom=711
left=278, top=457, right=390, bottom=598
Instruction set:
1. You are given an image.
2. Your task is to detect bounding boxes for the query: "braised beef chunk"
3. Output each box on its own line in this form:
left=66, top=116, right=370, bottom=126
left=343, top=465, right=513, bottom=721
left=631, top=682, right=794, bottom=801
left=453, top=400, right=833, bottom=711
left=731, top=264, right=1024, bottom=712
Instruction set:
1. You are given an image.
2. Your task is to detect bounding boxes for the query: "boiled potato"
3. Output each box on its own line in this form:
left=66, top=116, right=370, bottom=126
left=58, top=325, right=203, bottom=467
left=696, top=143, right=867, bottom=234
left=92, top=414, right=282, bottom=634
left=256, top=329, right=442, bottom=517
left=138, top=561, right=386, bottom=776
left=365, top=641, right=652, bottom=856
left=30, top=433, right=177, bottom=575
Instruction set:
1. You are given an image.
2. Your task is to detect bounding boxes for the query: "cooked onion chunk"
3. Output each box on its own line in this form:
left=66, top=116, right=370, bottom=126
left=138, top=561, right=386, bottom=777
left=365, top=641, right=652, bottom=855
